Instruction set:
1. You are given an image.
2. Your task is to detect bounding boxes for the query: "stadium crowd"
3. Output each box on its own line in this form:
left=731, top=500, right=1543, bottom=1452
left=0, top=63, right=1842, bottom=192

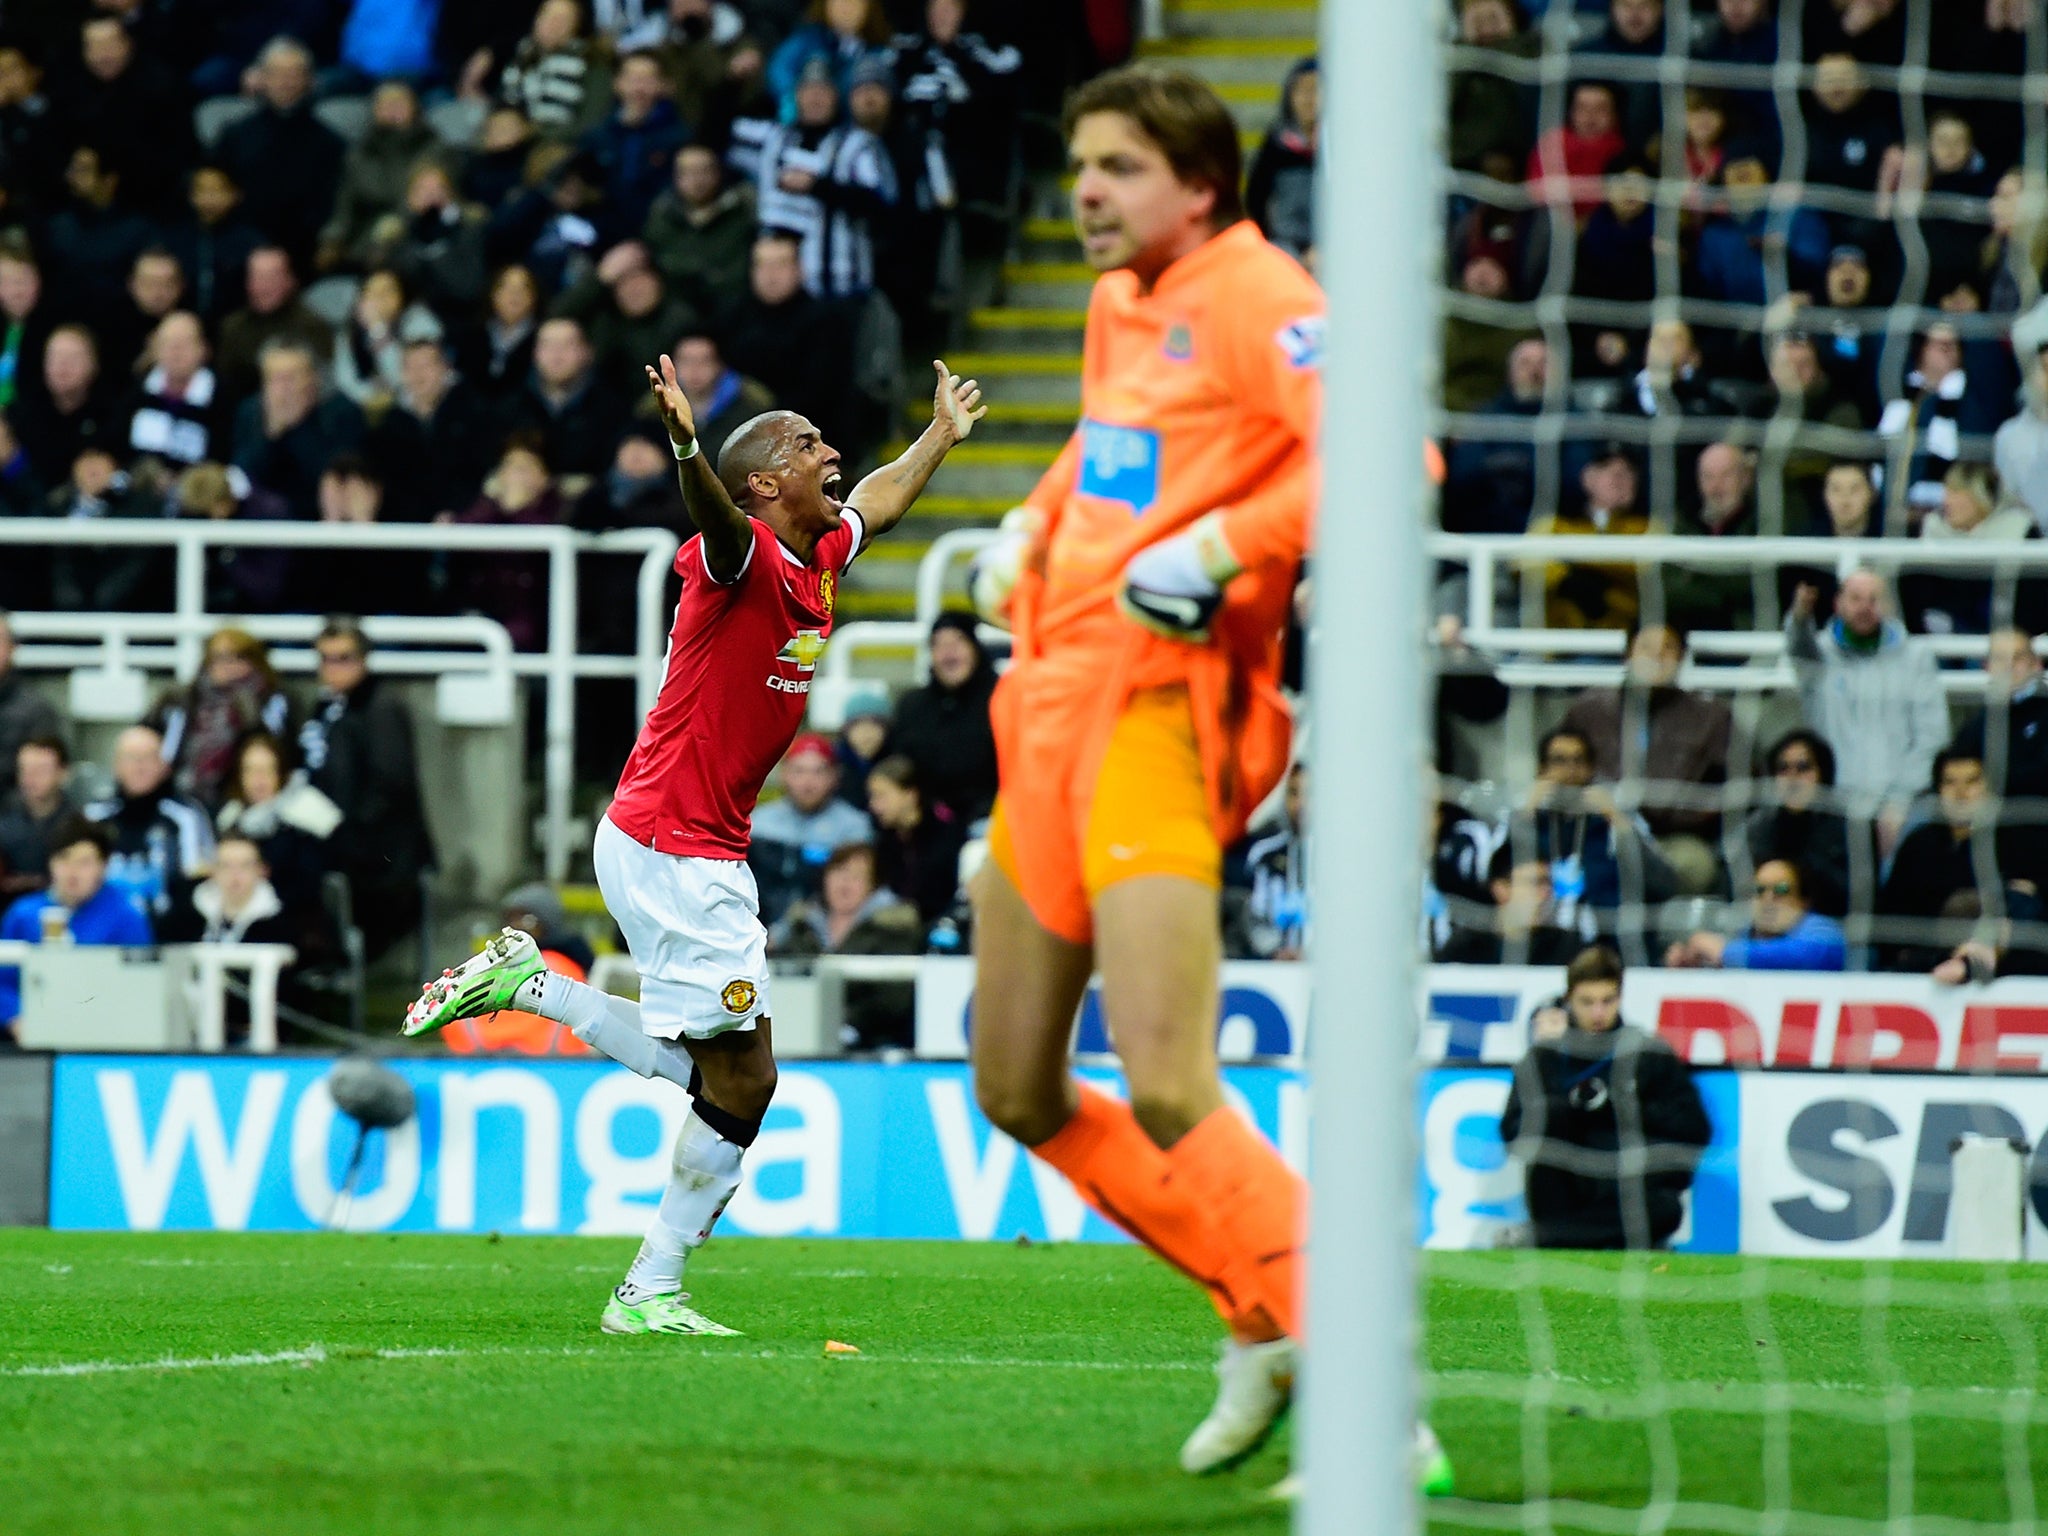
left=1427, top=0, right=2048, bottom=983
left=0, top=0, right=1042, bottom=640
left=17, top=0, right=2048, bottom=1050
left=0, top=0, right=1072, bottom=1038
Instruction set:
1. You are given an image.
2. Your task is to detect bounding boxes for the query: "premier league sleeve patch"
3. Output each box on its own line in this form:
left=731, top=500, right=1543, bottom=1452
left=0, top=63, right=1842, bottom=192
left=1274, top=316, right=1325, bottom=370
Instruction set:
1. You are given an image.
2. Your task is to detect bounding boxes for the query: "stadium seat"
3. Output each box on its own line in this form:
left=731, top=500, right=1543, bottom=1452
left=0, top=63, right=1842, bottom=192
left=193, top=96, right=258, bottom=150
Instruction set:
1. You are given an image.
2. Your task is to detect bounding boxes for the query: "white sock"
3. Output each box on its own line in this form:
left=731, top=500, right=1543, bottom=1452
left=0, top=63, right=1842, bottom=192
left=519, top=975, right=693, bottom=1090
left=618, top=1110, right=746, bottom=1299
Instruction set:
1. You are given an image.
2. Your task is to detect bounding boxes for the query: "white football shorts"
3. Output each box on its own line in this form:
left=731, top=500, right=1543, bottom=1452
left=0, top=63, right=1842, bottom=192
left=592, top=814, right=770, bottom=1040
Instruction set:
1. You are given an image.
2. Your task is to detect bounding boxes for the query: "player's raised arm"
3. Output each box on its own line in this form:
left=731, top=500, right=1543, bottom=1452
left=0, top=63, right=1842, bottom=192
left=842, top=360, right=987, bottom=547
left=646, top=353, right=753, bottom=583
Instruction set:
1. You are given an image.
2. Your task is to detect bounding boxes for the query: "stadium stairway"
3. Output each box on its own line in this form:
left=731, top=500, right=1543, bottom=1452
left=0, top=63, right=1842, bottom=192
left=838, top=0, right=1316, bottom=630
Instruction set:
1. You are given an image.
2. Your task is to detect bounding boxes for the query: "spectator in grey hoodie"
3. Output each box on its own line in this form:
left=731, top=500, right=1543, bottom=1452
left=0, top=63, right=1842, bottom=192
left=0, top=613, right=59, bottom=797
left=1786, top=569, right=1951, bottom=849
left=750, top=732, right=874, bottom=925
left=1994, top=332, right=2048, bottom=536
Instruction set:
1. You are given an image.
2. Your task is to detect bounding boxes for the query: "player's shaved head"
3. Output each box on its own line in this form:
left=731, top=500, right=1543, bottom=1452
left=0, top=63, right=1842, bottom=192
left=717, top=410, right=804, bottom=505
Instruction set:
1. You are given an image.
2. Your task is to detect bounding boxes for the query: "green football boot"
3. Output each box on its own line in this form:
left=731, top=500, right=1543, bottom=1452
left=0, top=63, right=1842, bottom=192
left=600, top=1289, right=741, bottom=1337
left=401, top=927, right=546, bottom=1038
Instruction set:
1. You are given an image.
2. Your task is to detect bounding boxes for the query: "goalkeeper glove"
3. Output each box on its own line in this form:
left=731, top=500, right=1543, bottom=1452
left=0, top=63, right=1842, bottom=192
left=1118, top=512, right=1244, bottom=641
left=968, top=506, right=1041, bottom=631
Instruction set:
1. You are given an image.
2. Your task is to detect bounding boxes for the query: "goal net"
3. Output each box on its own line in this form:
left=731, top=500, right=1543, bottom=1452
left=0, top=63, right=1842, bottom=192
left=1316, top=0, right=2048, bottom=1530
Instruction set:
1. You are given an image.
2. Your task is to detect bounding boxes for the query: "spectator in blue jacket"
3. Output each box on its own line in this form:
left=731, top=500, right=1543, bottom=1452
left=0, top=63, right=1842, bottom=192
left=765, top=0, right=892, bottom=123
left=0, top=815, right=154, bottom=1034
left=1665, top=857, right=1849, bottom=971
left=338, top=0, right=442, bottom=87
left=578, top=50, right=690, bottom=243
left=1694, top=150, right=1832, bottom=308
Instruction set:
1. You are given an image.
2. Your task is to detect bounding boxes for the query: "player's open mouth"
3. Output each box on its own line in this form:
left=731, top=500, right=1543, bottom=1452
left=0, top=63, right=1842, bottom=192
left=824, top=471, right=843, bottom=510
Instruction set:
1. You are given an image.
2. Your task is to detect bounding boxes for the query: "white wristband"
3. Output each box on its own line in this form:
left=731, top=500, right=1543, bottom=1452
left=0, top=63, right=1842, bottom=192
left=672, top=437, right=700, bottom=461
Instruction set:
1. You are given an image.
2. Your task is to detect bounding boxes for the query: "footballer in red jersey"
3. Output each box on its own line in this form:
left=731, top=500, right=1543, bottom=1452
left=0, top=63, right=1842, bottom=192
left=406, top=352, right=985, bottom=1336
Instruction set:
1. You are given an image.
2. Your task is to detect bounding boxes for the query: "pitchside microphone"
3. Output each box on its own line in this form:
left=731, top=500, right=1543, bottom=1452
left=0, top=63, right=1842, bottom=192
left=325, top=1056, right=417, bottom=1229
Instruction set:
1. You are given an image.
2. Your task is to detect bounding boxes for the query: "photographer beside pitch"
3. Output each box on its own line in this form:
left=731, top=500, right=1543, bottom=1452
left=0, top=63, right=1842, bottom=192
left=1500, top=946, right=1711, bottom=1251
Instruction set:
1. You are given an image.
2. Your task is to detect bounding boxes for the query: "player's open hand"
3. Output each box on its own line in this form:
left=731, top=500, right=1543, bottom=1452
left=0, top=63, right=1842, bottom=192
left=932, top=360, right=986, bottom=443
left=646, top=353, right=698, bottom=453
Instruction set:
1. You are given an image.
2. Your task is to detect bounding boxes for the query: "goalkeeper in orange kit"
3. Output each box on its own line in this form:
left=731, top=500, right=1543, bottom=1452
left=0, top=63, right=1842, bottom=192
left=967, top=65, right=1450, bottom=1492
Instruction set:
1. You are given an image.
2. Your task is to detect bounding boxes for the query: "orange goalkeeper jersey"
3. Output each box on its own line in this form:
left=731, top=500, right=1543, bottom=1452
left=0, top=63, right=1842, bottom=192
left=1001, top=219, right=1324, bottom=846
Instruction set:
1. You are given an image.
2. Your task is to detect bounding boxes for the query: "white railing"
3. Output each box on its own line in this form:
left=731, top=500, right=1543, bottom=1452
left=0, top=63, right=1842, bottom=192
left=886, top=529, right=2048, bottom=698
left=913, top=529, right=1003, bottom=653
left=0, top=521, right=680, bottom=880
left=13, top=612, right=518, bottom=728
left=169, top=943, right=297, bottom=1051
left=13, top=611, right=514, bottom=674
left=1433, top=532, right=2048, bottom=694
left=809, top=528, right=1008, bottom=710
left=0, top=938, right=295, bottom=1052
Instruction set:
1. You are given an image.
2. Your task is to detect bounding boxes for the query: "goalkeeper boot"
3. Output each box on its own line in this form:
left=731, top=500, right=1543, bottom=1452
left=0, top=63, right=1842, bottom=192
left=1414, top=1421, right=1454, bottom=1497
left=1263, top=1425, right=1454, bottom=1503
left=601, top=1288, right=741, bottom=1337
left=1179, top=1336, right=1295, bottom=1474
left=402, top=927, right=546, bottom=1038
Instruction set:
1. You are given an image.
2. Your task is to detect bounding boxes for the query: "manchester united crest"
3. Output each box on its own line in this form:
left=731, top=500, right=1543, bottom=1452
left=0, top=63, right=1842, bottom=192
left=819, top=569, right=835, bottom=616
left=720, top=978, right=758, bottom=1015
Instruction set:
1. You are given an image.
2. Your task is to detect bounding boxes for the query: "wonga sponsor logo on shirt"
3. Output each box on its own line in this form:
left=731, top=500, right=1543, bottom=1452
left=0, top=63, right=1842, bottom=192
left=1078, top=419, right=1161, bottom=514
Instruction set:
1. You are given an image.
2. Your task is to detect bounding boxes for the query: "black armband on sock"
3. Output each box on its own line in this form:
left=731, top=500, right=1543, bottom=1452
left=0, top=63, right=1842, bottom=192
left=691, top=1092, right=763, bottom=1148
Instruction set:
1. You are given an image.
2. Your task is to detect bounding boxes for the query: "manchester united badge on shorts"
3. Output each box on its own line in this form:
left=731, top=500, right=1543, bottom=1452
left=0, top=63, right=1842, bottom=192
left=720, top=978, right=759, bottom=1015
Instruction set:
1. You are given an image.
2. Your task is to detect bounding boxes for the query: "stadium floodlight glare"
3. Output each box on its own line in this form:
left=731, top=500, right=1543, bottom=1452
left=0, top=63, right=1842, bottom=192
left=1299, top=0, right=1439, bottom=1533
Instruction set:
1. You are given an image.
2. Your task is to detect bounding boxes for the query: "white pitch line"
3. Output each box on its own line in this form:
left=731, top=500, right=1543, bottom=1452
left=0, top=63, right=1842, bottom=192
left=6, top=1346, right=333, bottom=1377
left=1, top=1342, right=1205, bottom=1380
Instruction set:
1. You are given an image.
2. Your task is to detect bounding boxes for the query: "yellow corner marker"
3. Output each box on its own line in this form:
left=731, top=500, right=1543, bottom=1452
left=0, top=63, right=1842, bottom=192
left=824, top=1340, right=862, bottom=1357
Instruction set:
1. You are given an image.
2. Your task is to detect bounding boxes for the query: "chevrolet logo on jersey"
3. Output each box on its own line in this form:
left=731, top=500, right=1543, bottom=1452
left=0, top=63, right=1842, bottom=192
left=777, top=629, right=828, bottom=671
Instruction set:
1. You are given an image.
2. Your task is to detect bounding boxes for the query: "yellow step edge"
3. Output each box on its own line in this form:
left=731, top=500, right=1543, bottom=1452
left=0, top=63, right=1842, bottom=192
left=909, top=495, right=1021, bottom=516
left=945, top=442, right=1063, bottom=466
left=821, top=640, right=919, bottom=661
left=970, top=307, right=1088, bottom=329
left=1022, top=216, right=1076, bottom=242
left=1215, top=81, right=1281, bottom=103
left=1137, top=35, right=1316, bottom=56
left=847, top=540, right=931, bottom=562
left=834, top=590, right=918, bottom=616
left=906, top=400, right=1076, bottom=426
left=943, top=353, right=1081, bottom=376
left=1002, top=261, right=1097, bottom=284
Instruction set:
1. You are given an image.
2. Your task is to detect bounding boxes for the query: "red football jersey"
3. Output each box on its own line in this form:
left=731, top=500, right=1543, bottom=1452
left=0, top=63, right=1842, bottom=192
left=607, top=510, right=864, bottom=858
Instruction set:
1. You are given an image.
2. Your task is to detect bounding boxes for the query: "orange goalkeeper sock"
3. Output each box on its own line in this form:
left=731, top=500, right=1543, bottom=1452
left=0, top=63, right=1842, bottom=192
left=1162, top=1104, right=1305, bottom=1340
left=1030, top=1082, right=1265, bottom=1335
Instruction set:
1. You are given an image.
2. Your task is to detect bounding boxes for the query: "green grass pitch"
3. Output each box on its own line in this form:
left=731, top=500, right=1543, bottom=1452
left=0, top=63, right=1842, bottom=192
left=4, top=1233, right=2045, bottom=1535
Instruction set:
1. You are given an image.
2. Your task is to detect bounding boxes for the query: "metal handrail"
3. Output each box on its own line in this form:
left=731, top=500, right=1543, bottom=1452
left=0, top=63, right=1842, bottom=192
left=0, top=521, right=680, bottom=880
left=1438, top=531, right=2048, bottom=694
left=896, top=530, right=2048, bottom=696
left=0, top=938, right=295, bottom=1052
left=11, top=612, right=516, bottom=677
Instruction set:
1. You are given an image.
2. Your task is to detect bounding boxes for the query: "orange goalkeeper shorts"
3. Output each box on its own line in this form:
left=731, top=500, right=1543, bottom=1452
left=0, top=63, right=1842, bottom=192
left=988, top=683, right=1221, bottom=946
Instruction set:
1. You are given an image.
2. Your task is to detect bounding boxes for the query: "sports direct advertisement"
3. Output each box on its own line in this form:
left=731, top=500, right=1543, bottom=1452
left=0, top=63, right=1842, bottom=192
left=48, top=1052, right=2048, bottom=1258
left=915, top=959, right=2048, bottom=1072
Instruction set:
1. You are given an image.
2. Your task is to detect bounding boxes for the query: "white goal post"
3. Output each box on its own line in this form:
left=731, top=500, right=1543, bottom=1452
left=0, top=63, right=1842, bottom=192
left=1300, top=1, right=1440, bottom=1533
